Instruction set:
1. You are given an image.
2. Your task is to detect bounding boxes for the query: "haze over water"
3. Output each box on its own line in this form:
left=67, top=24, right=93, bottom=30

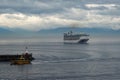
left=0, top=35, right=120, bottom=80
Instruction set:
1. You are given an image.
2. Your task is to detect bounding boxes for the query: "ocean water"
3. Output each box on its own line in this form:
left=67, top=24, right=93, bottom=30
left=0, top=36, right=120, bottom=80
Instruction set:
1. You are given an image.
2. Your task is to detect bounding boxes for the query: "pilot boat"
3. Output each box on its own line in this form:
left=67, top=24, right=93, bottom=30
left=10, top=47, right=32, bottom=65
left=11, top=55, right=31, bottom=65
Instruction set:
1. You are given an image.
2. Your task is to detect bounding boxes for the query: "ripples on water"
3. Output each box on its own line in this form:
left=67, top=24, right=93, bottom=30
left=0, top=37, right=120, bottom=80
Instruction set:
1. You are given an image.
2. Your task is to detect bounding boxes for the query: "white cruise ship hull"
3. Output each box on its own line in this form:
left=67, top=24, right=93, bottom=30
left=64, top=38, right=89, bottom=44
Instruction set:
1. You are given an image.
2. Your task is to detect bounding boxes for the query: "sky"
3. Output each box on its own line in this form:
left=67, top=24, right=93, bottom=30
left=0, top=0, right=120, bottom=31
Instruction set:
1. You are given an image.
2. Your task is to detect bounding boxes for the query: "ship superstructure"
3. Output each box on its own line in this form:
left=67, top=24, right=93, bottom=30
left=64, top=31, right=89, bottom=43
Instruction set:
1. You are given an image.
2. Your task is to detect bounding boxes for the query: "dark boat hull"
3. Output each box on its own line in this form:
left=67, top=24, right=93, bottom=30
left=0, top=54, right=34, bottom=62
left=78, top=39, right=89, bottom=43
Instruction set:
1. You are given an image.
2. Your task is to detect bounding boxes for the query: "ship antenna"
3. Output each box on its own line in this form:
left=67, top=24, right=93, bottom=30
left=25, top=46, right=28, bottom=53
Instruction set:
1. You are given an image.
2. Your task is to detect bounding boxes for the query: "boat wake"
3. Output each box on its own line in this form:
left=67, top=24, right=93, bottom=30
left=32, top=54, right=120, bottom=64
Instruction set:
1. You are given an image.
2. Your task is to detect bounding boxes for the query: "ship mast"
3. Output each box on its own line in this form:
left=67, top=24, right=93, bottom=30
left=25, top=46, right=29, bottom=53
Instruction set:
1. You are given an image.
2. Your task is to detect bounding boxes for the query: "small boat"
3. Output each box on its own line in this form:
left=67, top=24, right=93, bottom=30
left=10, top=47, right=32, bottom=65
left=11, top=55, right=31, bottom=65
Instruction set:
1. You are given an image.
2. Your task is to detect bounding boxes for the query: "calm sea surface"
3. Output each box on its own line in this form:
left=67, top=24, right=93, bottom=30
left=0, top=36, right=120, bottom=80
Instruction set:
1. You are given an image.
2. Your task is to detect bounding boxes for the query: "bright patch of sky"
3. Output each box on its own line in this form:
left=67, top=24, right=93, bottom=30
left=0, top=0, right=120, bottom=31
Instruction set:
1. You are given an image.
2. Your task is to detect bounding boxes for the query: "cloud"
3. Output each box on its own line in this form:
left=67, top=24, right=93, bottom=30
left=0, top=0, right=54, bottom=14
left=85, top=4, right=118, bottom=10
left=0, top=13, right=81, bottom=31
left=0, top=0, right=120, bottom=31
left=0, top=8, right=120, bottom=31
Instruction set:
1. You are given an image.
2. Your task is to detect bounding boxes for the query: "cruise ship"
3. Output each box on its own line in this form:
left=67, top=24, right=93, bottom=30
left=64, top=31, right=89, bottom=43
